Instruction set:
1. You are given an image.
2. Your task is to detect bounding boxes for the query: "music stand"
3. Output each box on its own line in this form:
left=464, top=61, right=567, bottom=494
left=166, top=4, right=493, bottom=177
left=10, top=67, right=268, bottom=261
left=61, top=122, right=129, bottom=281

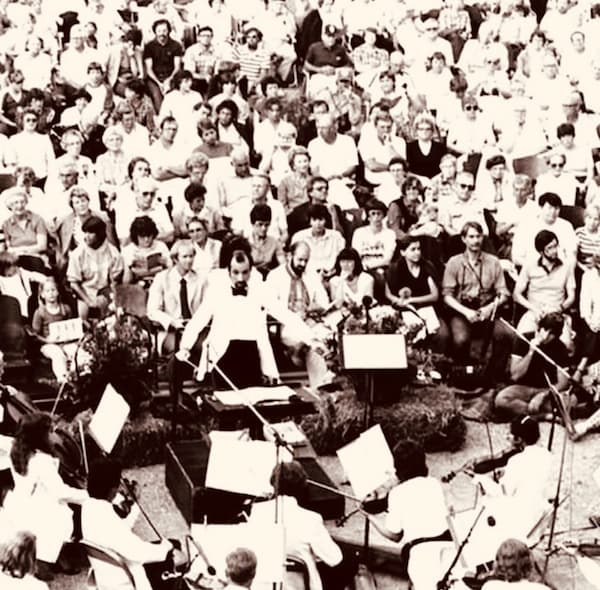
left=339, top=332, right=407, bottom=564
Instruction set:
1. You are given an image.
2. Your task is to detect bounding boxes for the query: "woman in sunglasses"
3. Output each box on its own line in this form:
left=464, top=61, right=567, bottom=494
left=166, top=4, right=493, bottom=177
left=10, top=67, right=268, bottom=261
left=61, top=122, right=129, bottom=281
left=446, top=94, right=496, bottom=156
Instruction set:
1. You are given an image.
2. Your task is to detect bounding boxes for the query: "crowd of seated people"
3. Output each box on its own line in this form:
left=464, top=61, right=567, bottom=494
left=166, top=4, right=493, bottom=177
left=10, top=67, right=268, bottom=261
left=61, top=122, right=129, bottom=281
left=0, top=0, right=597, bottom=419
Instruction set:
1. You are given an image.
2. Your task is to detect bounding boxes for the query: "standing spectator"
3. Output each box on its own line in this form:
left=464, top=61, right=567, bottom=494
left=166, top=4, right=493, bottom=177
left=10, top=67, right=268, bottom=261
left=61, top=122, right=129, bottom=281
left=66, top=215, right=124, bottom=319
left=143, top=19, right=183, bottom=111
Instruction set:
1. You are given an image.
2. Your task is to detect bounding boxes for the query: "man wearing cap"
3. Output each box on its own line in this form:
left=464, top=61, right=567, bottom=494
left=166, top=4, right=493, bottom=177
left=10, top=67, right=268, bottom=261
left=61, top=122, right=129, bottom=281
left=304, top=24, right=352, bottom=98
left=232, top=27, right=271, bottom=92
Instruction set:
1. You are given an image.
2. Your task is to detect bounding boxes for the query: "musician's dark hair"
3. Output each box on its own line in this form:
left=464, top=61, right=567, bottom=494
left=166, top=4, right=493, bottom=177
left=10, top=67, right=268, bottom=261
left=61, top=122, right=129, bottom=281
left=10, top=412, right=55, bottom=476
left=392, top=439, right=428, bottom=481
left=130, top=215, right=158, bottom=244
left=399, top=234, right=421, bottom=251
left=184, top=182, right=207, bottom=204
left=493, top=538, right=533, bottom=582
left=88, top=458, right=122, bottom=500
left=127, top=156, right=151, bottom=179
left=510, top=416, right=540, bottom=446
left=307, top=203, right=330, bottom=223
left=225, top=547, right=257, bottom=587
left=0, top=530, right=37, bottom=579
left=270, top=460, right=308, bottom=500
left=334, top=247, right=363, bottom=277
left=0, top=251, right=19, bottom=275
left=152, top=18, right=171, bottom=34
left=308, top=175, right=328, bottom=193
left=538, top=311, right=564, bottom=337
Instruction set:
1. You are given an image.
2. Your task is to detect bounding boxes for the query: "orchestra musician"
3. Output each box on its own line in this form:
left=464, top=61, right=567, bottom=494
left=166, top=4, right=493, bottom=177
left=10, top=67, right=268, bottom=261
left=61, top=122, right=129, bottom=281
left=248, top=460, right=357, bottom=590
left=2, top=412, right=89, bottom=581
left=223, top=547, right=257, bottom=590
left=362, top=439, right=452, bottom=590
left=81, top=457, right=177, bottom=590
left=481, top=538, right=550, bottom=590
left=0, top=529, right=49, bottom=590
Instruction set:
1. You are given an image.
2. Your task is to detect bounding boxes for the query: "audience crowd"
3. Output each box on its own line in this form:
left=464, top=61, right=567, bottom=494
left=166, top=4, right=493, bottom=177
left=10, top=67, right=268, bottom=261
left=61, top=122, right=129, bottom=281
left=0, top=0, right=598, bottom=415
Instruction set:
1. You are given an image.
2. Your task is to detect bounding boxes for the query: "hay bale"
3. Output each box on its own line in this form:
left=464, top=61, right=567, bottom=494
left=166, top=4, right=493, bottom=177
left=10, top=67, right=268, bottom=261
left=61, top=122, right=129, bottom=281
left=300, top=384, right=466, bottom=455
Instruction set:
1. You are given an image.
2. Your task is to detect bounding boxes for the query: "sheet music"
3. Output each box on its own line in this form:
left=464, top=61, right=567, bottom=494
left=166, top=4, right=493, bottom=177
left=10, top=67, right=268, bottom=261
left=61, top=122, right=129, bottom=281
left=189, top=523, right=285, bottom=587
left=213, top=385, right=294, bottom=406
left=337, top=425, right=395, bottom=499
left=48, top=318, right=84, bottom=343
left=402, top=305, right=440, bottom=334
left=205, top=439, right=292, bottom=496
left=88, top=384, right=130, bottom=454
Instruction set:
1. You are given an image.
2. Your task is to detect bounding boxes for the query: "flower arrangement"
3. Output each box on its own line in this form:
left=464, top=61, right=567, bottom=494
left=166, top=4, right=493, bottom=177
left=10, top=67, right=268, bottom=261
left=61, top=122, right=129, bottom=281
left=67, top=311, right=153, bottom=416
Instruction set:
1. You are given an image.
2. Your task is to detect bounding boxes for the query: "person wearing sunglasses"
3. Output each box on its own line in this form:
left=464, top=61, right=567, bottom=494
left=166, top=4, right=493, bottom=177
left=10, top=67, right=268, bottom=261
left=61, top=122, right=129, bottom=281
left=446, top=94, right=496, bottom=156
left=534, top=152, right=577, bottom=206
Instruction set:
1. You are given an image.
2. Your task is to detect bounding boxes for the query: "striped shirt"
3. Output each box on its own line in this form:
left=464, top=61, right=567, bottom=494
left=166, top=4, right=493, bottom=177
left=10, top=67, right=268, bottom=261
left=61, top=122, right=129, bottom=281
left=575, top=226, right=600, bottom=265
left=232, top=45, right=271, bottom=87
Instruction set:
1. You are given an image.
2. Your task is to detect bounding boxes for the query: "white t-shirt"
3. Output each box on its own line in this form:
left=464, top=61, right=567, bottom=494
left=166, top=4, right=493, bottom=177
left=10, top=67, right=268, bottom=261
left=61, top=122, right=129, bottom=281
left=308, top=134, right=358, bottom=180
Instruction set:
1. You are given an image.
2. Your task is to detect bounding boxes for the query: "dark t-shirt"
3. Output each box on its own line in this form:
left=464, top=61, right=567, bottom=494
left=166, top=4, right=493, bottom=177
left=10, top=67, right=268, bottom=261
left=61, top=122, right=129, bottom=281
left=305, top=41, right=351, bottom=68
left=512, top=333, right=569, bottom=388
left=143, top=38, right=183, bottom=81
left=386, top=259, right=434, bottom=305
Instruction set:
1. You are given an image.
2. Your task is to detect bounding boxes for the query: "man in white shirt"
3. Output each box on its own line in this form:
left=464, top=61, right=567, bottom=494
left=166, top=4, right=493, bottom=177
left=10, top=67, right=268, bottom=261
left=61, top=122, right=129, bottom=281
left=59, top=24, right=102, bottom=89
left=113, top=104, right=151, bottom=161
left=82, top=458, right=175, bottom=590
left=308, top=113, right=358, bottom=210
left=147, top=239, right=206, bottom=354
left=216, top=149, right=256, bottom=210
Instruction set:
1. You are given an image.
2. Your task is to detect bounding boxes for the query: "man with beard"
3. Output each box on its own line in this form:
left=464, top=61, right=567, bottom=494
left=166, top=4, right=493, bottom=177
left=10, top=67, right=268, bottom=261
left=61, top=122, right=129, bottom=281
left=67, top=216, right=123, bottom=319
left=264, top=241, right=333, bottom=389
left=143, top=19, right=183, bottom=111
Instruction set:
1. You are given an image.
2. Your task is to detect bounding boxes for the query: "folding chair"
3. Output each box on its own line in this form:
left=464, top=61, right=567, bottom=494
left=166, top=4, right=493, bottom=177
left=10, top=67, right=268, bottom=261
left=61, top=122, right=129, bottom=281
left=80, top=540, right=138, bottom=590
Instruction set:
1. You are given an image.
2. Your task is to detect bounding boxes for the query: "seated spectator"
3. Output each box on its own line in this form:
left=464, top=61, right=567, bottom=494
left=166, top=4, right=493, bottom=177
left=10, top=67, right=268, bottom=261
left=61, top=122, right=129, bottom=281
left=328, top=247, right=375, bottom=310
left=405, top=113, right=447, bottom=180
left=216, top=148, right=255, bottom=211
left=0, top=69, right=28, bottom=136
left=122, top=78, right=158, bottom=138
left=112, top=102, right=151, bottom=161
left=55, top=185, right=116, bottom=271
left=188, top=217, right=222, bottom=276
left=387, top=175, right=423, bottom=240
left=376, top=156, right=409, bottom=208
left=0, top=251, right=46, bottom=319
left=158, top=70, right=203, bottom=134
left=106, top=28, right=144, bottom=98
left=304, top=25, right=353, bottom=99
left=555, top=122, right=593, bottom=180
left=31, top=277, right=77, bottom=383
left=66, top=215, right=124, bottom=319
left=182, top=25, right=218, bottom=96
left=173, top=182, right=221, bottom=239
left=514, top=229, right=575, bottom=345
left=228, top=174, right=288, bottom=245
left=534, top=152, right=578, bottom=207
left=358, top=113, right=406, bottom=187
left=214, top=99, right=253, bottom=157
left=352, top=27, right=390, bottom=91
left=291, top=203, right=345, bottom=279
left=439, top=171, right=487, bottom=240
left=0, top=529, right=48, bottom=589
left=324, top=69, right=363, bottom=133
left=265, top=241, right=333, bottom=389
left=259, top=121, right=298, bottom=188
left=5, top=107, right=55, bottom=186
left=277, top=146, right=311, bottom=215
left=147, top=239, right=206, bottom=354
left=194, top=120, right=233, bottom=159
left=352, top=198, right=396, bottom=299
left=95, top=126, right=129, bottom=209
left=9, top=166, right=46, bottom=223
left=253, top=97, right=285, bottom=163
left=231, top=26, right=272, bottom=95
left=495, top=312, right=570, bottom=419
left=115, top=177, right=174, bottom=246
left=442, top=221, right=511, bottom=375
left=576, top=204, right=600, bottom=271
left=2, top=186, right=48, bottom=264
left=474, top=154, right=513, bottom=213
left=248, top=204, right=285, bottom=278
left=209, top=73, right=250, bottom=126
left=512, top=192, right=577, bottom=268
left=122, top=216, right=171, bottom=286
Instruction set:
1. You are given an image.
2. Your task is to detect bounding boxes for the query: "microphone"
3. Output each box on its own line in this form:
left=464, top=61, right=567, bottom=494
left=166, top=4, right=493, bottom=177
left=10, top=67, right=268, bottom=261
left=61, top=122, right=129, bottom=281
left=362, top=295, right=373, bottom=310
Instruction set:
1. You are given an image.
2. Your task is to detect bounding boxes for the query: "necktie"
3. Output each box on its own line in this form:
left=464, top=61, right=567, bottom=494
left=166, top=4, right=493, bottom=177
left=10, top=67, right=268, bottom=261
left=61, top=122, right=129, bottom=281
left=232, top=284, right=248, bottom=296
left=180, top=278, right=192, bottom=319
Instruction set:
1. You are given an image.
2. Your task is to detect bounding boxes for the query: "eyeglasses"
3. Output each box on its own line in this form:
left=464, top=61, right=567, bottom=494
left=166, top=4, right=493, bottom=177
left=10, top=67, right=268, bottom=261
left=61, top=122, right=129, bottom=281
left=23, top=117, right=37, bottom=122
left=464, top=105, right=477, bottom=111
left=550, top=162, right=565, bottom=168
left=458, top=183, right=474, bottom=190
left=425, top=26, right=438, bottom=32
left=313, top=185, right=327, bottom=191
left=141, top=191, right=156, bottom=196
left=188, top=227, right=205, bottom=233
left=417, top=126, right=433, bottom=131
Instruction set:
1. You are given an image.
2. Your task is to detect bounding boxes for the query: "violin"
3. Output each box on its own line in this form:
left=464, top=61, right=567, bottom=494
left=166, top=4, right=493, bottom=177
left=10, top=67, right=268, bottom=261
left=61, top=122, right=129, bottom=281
left=112, top=477, right=139, bottom=518
left=441, top=442, right=523, bottom=484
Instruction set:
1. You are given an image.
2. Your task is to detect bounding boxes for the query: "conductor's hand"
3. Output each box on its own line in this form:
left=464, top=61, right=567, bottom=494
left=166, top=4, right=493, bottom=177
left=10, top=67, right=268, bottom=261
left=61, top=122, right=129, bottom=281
left=175, top=348, right=190, bottom=362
